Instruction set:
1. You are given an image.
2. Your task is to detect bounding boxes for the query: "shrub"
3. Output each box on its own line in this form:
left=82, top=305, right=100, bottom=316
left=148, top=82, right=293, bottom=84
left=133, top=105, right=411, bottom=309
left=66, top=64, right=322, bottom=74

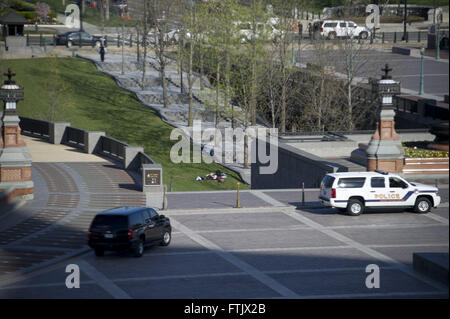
left=11, top=0, right=36, bottom=12
left=17, top=11, right=37, bottom=21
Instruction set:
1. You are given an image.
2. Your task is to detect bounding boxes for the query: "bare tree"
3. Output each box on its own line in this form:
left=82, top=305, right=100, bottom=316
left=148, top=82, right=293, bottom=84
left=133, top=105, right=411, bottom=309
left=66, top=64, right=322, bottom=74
left=148, top=0, right=179, bottom=109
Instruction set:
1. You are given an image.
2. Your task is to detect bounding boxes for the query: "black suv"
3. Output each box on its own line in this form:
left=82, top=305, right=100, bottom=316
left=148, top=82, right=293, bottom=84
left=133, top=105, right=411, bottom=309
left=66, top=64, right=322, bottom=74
left=56, top=31, right=105, bottom=47
left=88, top=207, right=171, bottom=257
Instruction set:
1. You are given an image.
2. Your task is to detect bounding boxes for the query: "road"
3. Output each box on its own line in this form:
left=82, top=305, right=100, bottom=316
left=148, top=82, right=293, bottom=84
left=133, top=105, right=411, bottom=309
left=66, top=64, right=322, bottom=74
left=296, top=49, right=449, bottom=99
left=0, top=187, right=447, bottom=299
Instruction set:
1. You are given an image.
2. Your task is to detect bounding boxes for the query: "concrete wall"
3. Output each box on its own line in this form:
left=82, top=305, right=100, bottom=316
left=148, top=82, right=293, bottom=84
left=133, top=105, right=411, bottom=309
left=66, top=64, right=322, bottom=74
left=251, top=140, right=348, bottom=189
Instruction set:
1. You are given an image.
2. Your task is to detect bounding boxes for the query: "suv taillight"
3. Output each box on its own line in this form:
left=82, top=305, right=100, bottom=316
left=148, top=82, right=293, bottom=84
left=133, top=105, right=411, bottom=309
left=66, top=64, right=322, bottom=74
left=331, top=188, right=336, bottom=199
left=127, top=229, right=133, bottom=240
left=320, top=27, right=323, bottom=32
left=88, top=229, right=92, bottom=239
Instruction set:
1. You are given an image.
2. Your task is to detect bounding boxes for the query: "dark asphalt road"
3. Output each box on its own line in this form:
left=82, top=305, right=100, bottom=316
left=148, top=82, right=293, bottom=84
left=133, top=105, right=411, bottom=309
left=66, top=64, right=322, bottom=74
left=297, top=49, right=449, bottom=98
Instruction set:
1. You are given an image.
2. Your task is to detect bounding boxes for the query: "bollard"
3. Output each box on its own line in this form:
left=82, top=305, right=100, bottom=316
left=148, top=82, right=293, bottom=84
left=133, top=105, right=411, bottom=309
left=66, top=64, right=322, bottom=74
left=163, top=184, right=167, bottom=210
left=302, top=182, right=305, bottom=206
left=406, top=31, right=409, bottom=43
left=170, top=176, right=173, bottom=192
left=418, top=31, right=421, bottom=43
left=393, top=32, right=397, bottom=43
left=382, top=32, right=385, bottom=44
left=79, top=32, right=82, bottom=47
left=39, top=33, right=43, bottom=46
left=235, top=182, right=241, bottom=208
left=117, top=35, right=120, bottom=47
left=435, top=179, right=438, bottom=188
left=26, top=32, right=29, bottom=46
left=53, top=34, right=56, bottom=47
left=130, top=34, right=132, bottom=47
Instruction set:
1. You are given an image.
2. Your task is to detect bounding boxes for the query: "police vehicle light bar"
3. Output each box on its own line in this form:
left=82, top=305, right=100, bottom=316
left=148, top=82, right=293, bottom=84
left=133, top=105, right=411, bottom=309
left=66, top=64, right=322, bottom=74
left=375, top=170, right=389, bottom=175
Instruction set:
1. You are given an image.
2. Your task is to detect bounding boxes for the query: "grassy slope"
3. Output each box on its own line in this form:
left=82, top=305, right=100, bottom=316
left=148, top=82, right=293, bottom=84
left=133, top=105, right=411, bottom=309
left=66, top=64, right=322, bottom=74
left=4, top=57, right=247, bottom=191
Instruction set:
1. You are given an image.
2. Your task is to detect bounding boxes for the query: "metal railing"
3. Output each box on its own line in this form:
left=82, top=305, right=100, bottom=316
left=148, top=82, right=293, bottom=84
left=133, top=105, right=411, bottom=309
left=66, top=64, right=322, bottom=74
left=19, top=117, right=50, bottom=139
left=99, top=135, right=127, bottom=161
left=66, top=126, right=85, bottom=149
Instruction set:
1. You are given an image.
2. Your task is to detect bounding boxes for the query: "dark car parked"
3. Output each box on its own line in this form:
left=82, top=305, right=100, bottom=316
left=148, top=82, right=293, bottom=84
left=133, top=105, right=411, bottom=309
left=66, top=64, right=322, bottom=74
left=88, top=207, right=171, bottom=257
left=56, top=31, right=105, bottom=47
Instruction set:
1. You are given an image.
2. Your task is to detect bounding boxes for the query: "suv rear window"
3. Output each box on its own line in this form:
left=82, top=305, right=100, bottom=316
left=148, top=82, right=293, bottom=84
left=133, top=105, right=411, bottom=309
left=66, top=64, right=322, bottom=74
left=91, top=215, right=128, bottom=229
left=337, top=177, right=366, bottom=188
left=129, top=212, right=145, bottom=228
left=321, top=175, right=335, bottom=188
left=324, top=23, right=337, bottom=28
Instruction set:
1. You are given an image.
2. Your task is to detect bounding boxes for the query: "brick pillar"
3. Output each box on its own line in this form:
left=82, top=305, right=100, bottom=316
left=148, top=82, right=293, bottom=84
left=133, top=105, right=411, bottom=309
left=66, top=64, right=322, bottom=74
left=366, top=64, right=405, bottom=173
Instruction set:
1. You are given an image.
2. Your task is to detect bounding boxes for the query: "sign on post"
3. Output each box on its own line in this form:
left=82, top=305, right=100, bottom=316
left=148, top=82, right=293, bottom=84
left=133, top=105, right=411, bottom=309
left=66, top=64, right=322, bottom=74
left=142, top=164, right=163, bottom=193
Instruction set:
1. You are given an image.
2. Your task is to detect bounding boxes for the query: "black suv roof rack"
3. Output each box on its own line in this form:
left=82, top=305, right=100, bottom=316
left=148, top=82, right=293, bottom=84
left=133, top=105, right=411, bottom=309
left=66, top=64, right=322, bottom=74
left=375, top=170, right=389, bottom=175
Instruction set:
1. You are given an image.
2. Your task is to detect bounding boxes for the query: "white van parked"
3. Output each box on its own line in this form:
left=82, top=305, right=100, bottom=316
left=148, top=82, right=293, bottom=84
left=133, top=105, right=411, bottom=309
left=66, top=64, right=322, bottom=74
left=319, top=170, right=441, bottom=216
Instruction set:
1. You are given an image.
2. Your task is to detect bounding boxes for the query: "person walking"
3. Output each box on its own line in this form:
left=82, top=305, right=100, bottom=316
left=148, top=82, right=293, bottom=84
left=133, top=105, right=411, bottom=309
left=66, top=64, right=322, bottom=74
left=98, top=42, right=106, bottom=62
left=298, top=22, right=303, bottom=39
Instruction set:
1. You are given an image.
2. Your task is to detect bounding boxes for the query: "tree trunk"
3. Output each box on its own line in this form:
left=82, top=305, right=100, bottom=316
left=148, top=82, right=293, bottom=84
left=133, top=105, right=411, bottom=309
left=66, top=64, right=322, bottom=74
left=250, top=46, right=257, bottom=126
left=215, top=61, right=221, bottom=129
left=162, top=62, right=168, bottom=108
left=188, top=31, right=193, bottom=126
left=281, top=82, right=286, bottom=133
left=81, top=0, right=85, bottom=14
left=105, top=0, right=110, bottom=21
left=141, top=37, right=147, bottom=90
left=225, top=51, right=233, bottom=129
left=348, top=83, right=353, bottom=131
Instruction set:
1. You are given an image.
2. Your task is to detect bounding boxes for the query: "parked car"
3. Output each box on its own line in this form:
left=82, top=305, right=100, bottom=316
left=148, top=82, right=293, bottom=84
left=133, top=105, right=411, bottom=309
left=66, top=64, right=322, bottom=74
left=319, top=20, right=371, bottom=40
left=234, top=21, right=281, bottom=43
left=88, top=206, right=172, bottom=257
left=56, top=30, right=105, bottom=47
left=319, top=170, right=441, bottom=216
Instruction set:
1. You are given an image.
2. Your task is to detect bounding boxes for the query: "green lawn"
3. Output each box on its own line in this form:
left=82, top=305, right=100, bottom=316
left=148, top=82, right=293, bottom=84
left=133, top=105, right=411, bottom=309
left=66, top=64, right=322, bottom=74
left=2, top=57, right=248, bottom=191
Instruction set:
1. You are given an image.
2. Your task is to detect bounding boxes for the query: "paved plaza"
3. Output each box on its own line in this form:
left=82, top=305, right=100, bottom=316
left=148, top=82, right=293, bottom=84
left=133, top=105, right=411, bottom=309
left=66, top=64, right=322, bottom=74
left=0, top=138, right=448, bottom=299
left=297, top=49, right=449, bottom=99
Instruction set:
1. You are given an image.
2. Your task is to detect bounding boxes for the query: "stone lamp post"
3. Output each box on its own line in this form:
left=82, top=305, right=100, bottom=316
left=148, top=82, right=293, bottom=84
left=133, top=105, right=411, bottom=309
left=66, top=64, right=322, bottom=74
left=0, top=68, right=34, bottom=201
left=366, top=64, right=404, bottom=173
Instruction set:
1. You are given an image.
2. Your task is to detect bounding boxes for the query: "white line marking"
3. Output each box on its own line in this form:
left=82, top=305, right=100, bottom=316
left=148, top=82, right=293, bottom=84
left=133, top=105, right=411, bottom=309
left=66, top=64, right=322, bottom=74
left=423, top=213, right=449, bottom=225
left=78, top=260, right=131, bottom=299
left=252, top=191, right=286, bottom=207
left=169, top=217, right=298, bottom=298
left=281, top=208, right=447, bottom=292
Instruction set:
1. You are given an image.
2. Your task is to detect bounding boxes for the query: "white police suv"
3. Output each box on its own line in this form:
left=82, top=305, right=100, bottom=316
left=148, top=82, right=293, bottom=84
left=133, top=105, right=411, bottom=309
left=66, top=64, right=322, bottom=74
left=319, top=170, right=441, bottom=216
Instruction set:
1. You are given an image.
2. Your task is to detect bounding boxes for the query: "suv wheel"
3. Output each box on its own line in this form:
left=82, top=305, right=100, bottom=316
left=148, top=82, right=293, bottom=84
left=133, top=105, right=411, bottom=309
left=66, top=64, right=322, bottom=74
left=95, top=248, right=104, bottom=257
left=133, top=240, right=144, bottom=257
left=414, top=197, right=431, bottom=214
left=328, top=32, right=336, bottom=40
left=359, top=32, right=368, bottom=40
left=161, top=231, right=171, bottom=246
left=347, top=199, right=364, bottom=216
